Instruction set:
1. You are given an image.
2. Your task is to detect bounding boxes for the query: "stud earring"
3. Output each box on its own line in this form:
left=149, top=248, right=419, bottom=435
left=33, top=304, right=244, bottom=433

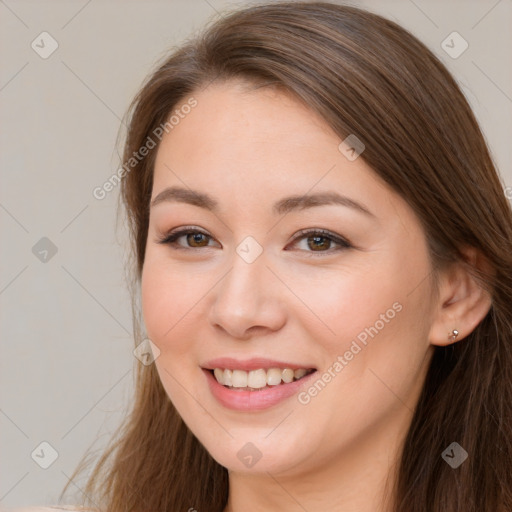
left=448, top=329, right=459, bottom=342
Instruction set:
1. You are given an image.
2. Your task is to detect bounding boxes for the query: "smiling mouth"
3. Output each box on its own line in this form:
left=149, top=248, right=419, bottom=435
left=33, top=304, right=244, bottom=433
left=208, top=367, right=316, bottom=391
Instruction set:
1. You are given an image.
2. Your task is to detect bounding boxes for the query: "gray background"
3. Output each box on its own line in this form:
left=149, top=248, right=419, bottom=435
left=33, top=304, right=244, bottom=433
left=1, top=0, right=511, bottom=508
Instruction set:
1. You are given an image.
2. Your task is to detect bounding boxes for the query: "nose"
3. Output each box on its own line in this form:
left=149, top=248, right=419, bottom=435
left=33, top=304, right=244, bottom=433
left=207, top=249, right=287, bottom=340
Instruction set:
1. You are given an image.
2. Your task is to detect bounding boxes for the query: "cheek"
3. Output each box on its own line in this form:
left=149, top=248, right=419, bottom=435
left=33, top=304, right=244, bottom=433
left=140, top=258, right=202, bottom=356
left=141, top=262, right=203, bottom=406
left=320, top=250, right=434, bottom=407
left=292, top=244, right=431, bottom=381
left=286, top=262, right=404, bottom=353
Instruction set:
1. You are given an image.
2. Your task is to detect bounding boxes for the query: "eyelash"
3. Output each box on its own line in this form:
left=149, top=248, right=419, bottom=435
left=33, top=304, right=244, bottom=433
left=156, top=226, right=352, bottom=256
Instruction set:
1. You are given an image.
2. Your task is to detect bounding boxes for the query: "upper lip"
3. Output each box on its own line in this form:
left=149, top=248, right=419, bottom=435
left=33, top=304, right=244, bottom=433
left=202, top=357, right=317, bottom=372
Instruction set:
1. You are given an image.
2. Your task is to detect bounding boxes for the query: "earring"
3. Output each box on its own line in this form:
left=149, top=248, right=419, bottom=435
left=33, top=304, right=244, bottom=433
left=448, top=329, right=459, bottom=342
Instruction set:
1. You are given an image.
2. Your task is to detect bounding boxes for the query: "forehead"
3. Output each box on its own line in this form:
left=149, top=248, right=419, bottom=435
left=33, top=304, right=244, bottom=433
left=152, top=80, right=415, bottom=230
left=172, top=79, right=336, bottom=148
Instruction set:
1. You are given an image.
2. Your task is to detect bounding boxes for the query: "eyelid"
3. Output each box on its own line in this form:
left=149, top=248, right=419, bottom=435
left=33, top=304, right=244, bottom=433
left=290, top=228, right=351, bottom=247
left=156, top=226, right=352, bottom=254
left=156, top=225, right=220, bottom=249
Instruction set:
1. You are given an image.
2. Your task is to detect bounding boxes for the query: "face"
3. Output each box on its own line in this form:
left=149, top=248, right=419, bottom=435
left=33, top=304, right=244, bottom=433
left=141, top=79, right=437, bottom=476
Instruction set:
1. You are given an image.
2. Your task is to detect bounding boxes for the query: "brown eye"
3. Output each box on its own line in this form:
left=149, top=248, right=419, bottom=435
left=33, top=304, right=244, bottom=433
left=288, top=229, right=352, bottom=256
left=157, top=228, right=218, bottom=250
left=157, top=226, right=352, bottom=256
left=306, top=235, right=332, bottom=251
left=186, top=232, right=210, bottom=247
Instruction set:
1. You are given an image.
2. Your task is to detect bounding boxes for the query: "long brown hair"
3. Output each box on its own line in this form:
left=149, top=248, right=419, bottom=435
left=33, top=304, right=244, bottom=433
left=60, top=2, right=512, bottom=511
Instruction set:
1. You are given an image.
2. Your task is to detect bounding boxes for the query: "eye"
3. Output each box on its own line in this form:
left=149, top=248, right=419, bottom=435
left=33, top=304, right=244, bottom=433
left=287, top=228, right=352, bottom=256
left=156, top=227, right=219, bottom=250
left=156, top=226, right=352, bottom=255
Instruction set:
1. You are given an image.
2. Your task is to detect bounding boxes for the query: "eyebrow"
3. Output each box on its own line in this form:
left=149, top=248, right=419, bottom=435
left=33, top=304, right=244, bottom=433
left=150, top=186, right=376, bottom=218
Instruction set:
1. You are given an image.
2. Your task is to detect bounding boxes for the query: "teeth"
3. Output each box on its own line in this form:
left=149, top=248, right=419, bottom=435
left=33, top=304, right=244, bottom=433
left=267, top=368, right=283, bottom=386
left=213, top=368, right=224, bottom=383
left=282, top=368, right=294, bottom=383
left=212, top=367, right=314, bottom=388
left=232, top=370, right=247, bottom=388
left=247, top=369, right=267, bottom=389
left=294, top=369, right=308, bottom=380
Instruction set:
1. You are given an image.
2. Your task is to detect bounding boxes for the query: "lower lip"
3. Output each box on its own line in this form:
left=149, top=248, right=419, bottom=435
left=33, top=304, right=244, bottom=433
left=202, top=368, right=317, bottom=411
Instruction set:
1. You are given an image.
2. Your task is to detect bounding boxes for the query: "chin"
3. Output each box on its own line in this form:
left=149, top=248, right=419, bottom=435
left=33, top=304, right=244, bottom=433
left=194, top=428, right=311, bottom=475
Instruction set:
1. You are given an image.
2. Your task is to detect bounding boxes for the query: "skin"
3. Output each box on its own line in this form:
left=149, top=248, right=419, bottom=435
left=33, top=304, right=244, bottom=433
left=141, top=79, right=492, bottom=512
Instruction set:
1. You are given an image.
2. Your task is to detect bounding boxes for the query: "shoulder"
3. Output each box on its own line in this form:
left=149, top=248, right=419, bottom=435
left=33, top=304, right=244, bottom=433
left=6, top=507, right=97, bottom=512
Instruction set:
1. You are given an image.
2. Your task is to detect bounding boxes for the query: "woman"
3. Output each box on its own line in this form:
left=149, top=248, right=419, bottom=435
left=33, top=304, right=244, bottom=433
left=35, top=1, right=511, bottom=511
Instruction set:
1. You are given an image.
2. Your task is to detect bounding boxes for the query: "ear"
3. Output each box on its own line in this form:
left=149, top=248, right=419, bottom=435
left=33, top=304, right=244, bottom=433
left=428, top=246, right=494, bottom=347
